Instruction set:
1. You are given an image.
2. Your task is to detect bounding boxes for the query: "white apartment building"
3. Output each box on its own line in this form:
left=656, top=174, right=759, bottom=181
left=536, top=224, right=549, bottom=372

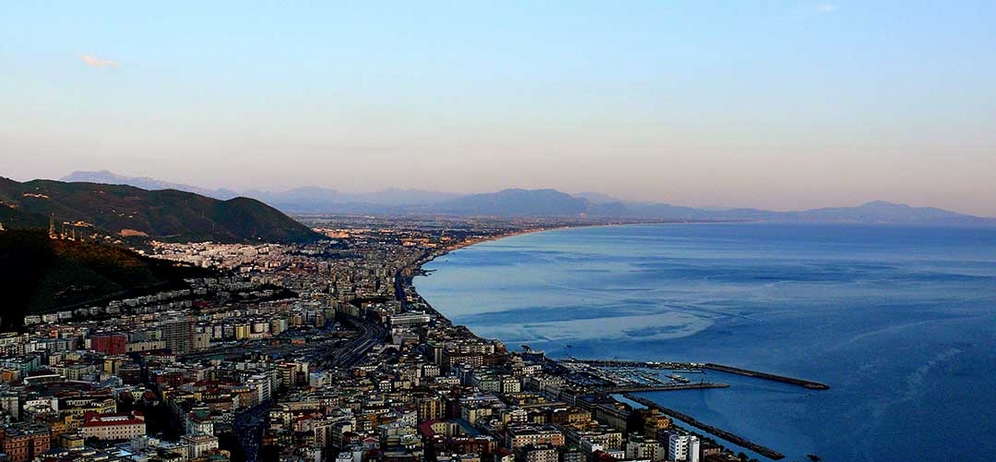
left=668, top=434, right=700, bottom=462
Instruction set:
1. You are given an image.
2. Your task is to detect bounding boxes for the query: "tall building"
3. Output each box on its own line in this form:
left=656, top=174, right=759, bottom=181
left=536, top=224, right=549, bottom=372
left=667, top=434, right=699, bottom=462
left=416, top=394, right=444, bottom=422
left=0, top=423, right=51, bottom=462
left=193, top=332, right=212, bottom=350
left=90, top=333, right=128, bottom=355
left=163, top=316, right=194, bottom=355
left=625, top=435, right=664, bottom=461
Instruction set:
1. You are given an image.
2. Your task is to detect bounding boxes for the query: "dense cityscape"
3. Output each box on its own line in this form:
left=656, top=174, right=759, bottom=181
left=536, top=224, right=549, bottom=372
left=4, top=2, right=995, bottom=460
left=0, top=215, right=799, bottom=462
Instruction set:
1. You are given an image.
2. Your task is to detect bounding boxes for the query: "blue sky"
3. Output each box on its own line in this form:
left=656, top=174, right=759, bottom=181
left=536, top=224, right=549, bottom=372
left=2, top=1, right=994, bottom=214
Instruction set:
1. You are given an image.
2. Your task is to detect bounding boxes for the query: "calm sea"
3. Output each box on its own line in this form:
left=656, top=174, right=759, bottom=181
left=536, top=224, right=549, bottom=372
left=415, top=223, right=996, bottom=462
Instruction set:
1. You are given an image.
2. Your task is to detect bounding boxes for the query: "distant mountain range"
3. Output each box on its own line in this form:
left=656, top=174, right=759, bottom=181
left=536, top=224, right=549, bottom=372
left=437, top=189, right=589, bottom=216
left=63, top=170, right=242, bottom=200
left=63, top=170, right=462, bottom=210
left=1, top=177, right=323, bottom=243
left=54, top=170, right=996, bottom=225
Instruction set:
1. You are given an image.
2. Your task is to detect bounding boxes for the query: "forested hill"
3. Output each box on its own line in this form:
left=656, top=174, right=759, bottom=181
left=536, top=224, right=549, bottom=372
left=0, top=177, right=323, bottom=243
left=0, top=230, right=214, bottom=330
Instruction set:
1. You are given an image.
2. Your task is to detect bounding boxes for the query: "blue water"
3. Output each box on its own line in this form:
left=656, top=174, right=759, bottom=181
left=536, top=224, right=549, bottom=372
left=415, top=223, right=996, bottom=462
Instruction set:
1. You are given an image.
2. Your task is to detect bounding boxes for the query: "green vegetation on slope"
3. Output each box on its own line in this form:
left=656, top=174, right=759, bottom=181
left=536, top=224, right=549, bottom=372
left=0, top=229, right=213, bottom=330
left=0, top=177, right=323, bottom=243
left=0, top=203, right=49, bottom=229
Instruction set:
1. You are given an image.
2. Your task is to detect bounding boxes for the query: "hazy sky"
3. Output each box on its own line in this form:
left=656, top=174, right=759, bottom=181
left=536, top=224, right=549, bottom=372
left=2, top=2, right=994, bottom=215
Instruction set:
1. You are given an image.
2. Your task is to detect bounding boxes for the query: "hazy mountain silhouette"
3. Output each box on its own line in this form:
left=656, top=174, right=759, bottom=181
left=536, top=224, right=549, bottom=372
left=245, top=187, right=462, bottom=212
left=52, top=171, right=994, bottom=224
left=437, top=189, right=590, bottom=216
left=63, top=171, right=461, bottom=210
left=573, top=191, right=621, bottom=204
left=787, top=201, right=993, bottom=224
left=63, top=170, right=240, bottom=200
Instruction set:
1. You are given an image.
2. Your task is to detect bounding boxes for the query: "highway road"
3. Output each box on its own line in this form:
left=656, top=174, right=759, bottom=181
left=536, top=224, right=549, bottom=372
left=233, top=400, right=272, bottom=462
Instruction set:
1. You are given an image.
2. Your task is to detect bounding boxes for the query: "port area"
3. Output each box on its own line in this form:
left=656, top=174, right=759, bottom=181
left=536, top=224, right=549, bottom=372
left=558, top=358, right=715, bottom=389
left=560, top=358, right=830, bottom=390
left=622, top=393, right=786, bottom=461
left=703, top=363, right=831, bottom=390
left=602, top=382, right=730, bottom=393
left=553, top=357, right=828, bottom=460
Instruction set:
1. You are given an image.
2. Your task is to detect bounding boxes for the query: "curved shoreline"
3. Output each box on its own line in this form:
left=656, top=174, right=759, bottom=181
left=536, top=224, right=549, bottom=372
left=412, top=220, right=751, bottom=324
left=430, top=220, right=743, bottom=263
left=405, top=222, right=996, bottom=462
left=405, top=221, right=821, bottom=461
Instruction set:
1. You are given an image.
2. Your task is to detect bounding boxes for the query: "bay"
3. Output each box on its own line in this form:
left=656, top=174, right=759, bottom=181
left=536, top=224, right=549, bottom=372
left=415, top=223, right=996, bottom=461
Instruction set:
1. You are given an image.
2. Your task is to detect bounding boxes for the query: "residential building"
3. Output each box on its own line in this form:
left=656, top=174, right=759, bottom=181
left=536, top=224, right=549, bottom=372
left=81, top=411, right=147, bottom=441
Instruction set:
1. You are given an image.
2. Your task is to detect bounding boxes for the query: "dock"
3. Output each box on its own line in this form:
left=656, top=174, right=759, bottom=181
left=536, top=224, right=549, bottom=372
left=703, top=363, right=830, bottom=390
left=603, top=382, right=729, bottom=393
left=621, top=393, right=785, bottom=460
left=561, top=358, right=701, bottom=370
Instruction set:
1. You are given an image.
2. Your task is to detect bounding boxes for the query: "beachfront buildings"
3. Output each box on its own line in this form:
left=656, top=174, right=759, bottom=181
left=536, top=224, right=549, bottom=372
left=668, top=433, right=701, bottom=462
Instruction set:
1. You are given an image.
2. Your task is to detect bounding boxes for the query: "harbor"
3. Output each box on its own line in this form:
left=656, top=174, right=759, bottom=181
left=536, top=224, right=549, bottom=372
left=602, top=382, right=730, bottom=393
left=561, top=358, right=830, bottom=390
left=703, top=363, right=831, bottom=390
left=552, top=356, right=831, bottom=459
left=622, top=393, right=786, bottom=461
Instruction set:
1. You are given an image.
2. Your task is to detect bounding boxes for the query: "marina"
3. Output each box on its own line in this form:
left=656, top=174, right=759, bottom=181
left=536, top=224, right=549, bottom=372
left=623, top=393, right=786, bottom=461
left=703, top=363, right=831, bottom=390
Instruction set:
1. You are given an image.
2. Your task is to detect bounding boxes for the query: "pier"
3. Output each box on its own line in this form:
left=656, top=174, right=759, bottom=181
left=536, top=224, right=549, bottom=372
left=561, top=358, right=703, bottom=371
left=621, top=393, right=785, bottom=460
left=602, top=382, right=729, bottom=393
left=704, top=363, right=830, bottom=390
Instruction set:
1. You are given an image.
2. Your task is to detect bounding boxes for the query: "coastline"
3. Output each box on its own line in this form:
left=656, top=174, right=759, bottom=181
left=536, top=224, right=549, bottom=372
left=434, top=219, right=737, bottom=258
left=402, top=221, right=821, bottom=461
left=439, top=222, right=605, bottom=252
left=419, top=223, right=591, bottom=275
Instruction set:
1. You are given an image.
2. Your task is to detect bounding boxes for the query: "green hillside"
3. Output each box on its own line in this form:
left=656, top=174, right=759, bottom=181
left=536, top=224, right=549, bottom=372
left=0, top=229, right=214, bottom=330
left=0, top=177, right=322, bottom=243
left=0, top=203, right=49, bottom=230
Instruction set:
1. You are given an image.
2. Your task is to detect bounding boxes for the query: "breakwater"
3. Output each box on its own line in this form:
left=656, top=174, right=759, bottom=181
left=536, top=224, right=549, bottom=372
left=603, top=382, right=729, bottom=393
left=622, top=393, right=785, bottom=460
left=704, top=363, right=830, bottom=390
